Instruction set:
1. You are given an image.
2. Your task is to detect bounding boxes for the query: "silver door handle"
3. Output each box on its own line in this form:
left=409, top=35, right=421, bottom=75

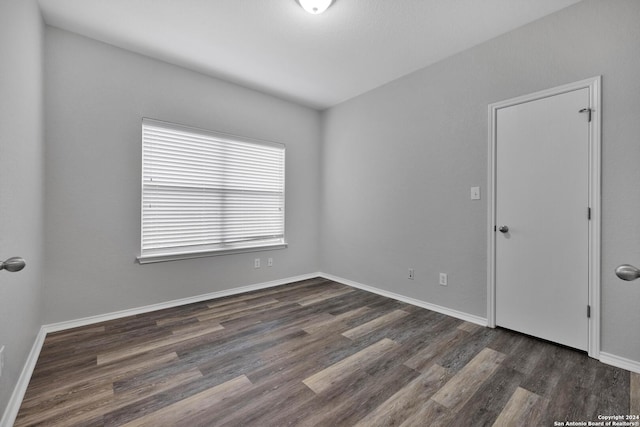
left=0, top=257, right=26, bottom=272
left=498, top=225, right=509, bottom=233
left=615, top=264, right=640, bottom=281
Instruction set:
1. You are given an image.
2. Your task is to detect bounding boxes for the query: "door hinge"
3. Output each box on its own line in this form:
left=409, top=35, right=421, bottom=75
left=494, top=225, right=497, bottom=232
left=579, top=107, right=592, bottom=122
left=588, top=207, right=591, bottom=220
left=587, top=305, right=591, bottom=318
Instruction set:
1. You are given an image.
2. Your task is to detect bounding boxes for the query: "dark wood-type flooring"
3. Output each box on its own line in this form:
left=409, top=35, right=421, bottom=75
left=16, top=277, right=639, bottom=426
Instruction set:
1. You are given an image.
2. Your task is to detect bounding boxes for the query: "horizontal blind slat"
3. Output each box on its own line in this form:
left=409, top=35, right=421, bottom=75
left=142, top=120, right=285, bottom=255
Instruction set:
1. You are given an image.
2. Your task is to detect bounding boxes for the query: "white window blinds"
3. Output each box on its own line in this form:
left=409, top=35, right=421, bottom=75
left=140, top=119, right=286, bottom=263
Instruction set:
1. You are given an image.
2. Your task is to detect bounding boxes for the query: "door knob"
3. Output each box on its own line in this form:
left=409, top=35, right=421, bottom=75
left=0, top=257, right=26, bottom=272
left=498, top=225, right=509, bottom=233
left=615, top=264, right=640, bottom=281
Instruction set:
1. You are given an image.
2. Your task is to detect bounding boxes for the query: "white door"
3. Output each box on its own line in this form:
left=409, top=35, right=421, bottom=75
left=495, top=87, right=590, bottom=351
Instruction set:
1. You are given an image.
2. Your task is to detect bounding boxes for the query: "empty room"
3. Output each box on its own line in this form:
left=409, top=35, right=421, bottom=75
left=1, top=0, right=640, bottom=425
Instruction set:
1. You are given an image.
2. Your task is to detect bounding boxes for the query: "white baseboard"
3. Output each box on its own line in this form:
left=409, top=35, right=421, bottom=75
left=321, top=273, right=640, bottom=374
left=0, top=327, right=47, bottom=427
left=0, top=270, right=484, bottom=426
left=599, top=352, right=640, bottom=374
left=4, top=271, right=638, bottom=427
left=319, top=272, right=488, bottom=326
left=43, top=272, right=321, bottom=333
left=0, top=272, right=321, bottom=427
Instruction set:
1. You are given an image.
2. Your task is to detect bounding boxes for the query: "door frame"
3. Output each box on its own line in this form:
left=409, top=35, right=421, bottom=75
left=487, top=76, right=601, bottom=358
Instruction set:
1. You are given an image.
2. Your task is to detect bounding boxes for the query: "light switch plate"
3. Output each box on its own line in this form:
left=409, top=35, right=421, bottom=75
left=470, top=186, right=481, bottom=200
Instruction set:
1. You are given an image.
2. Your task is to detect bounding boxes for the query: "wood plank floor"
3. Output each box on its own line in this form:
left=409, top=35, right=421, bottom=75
left=15, top=278, right=638, bottom=426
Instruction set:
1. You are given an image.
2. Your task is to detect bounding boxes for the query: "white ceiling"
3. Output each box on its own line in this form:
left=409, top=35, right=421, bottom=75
left=38, top=0, right=583, bottom=110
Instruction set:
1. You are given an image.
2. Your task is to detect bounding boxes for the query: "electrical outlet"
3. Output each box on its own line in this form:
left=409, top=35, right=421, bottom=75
left=254, top=258, right=261, bottom=268
left=439, top=273, right=448, bottom=286
left=408, top=268, right=415, bottom=280
left=267, top=258, right=273, bottom=267
left=0, top=345, right=5, bottom=378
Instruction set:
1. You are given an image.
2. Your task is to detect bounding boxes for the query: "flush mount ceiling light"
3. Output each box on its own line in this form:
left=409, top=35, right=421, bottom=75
left=298, top=0, right=333, bottom=14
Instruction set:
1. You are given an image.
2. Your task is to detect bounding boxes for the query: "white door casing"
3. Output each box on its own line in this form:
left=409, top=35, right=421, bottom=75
left=487, top=77, right=601, bottom=357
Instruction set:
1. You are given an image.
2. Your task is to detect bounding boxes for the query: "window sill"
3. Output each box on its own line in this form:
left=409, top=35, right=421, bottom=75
left=137, top=243, right=288, bottom=264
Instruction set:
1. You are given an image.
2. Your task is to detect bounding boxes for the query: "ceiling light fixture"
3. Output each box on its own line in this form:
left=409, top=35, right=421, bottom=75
left=298, top=0, right=333, bottom=15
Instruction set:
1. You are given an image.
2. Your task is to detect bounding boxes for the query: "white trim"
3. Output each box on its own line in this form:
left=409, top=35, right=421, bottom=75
left=1, top=273, right=320, bottom=425
left=43, top=272, right=320, bottom=333
left=487, top=97, right=497, bottom=329
left=599, top=352, right=640, bottom=375
left=4, top=271, right=639, bottom=426
left=487, top=76, right=602, bottom=358
left=0, top=327, right=47, bottom=427
left=319, top=273, right=487, bottom=326
left=587, top=77, right=602, bottom=358
left=137, top=243, right=288, bottom=264
left=31, top=270, right=490, bottom=337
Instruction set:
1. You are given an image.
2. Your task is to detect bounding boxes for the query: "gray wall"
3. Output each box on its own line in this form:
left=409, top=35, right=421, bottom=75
left=321, top=0, right=640, bottom=361
left=0, top=0, right=44, bottom=418
left=43, top=28, right=321, bottom=323
left=2, top=5, right=638, bottom=418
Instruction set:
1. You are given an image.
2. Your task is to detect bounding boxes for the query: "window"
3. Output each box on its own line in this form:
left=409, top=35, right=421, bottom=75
left=139, top=118, right=286, bottom=263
